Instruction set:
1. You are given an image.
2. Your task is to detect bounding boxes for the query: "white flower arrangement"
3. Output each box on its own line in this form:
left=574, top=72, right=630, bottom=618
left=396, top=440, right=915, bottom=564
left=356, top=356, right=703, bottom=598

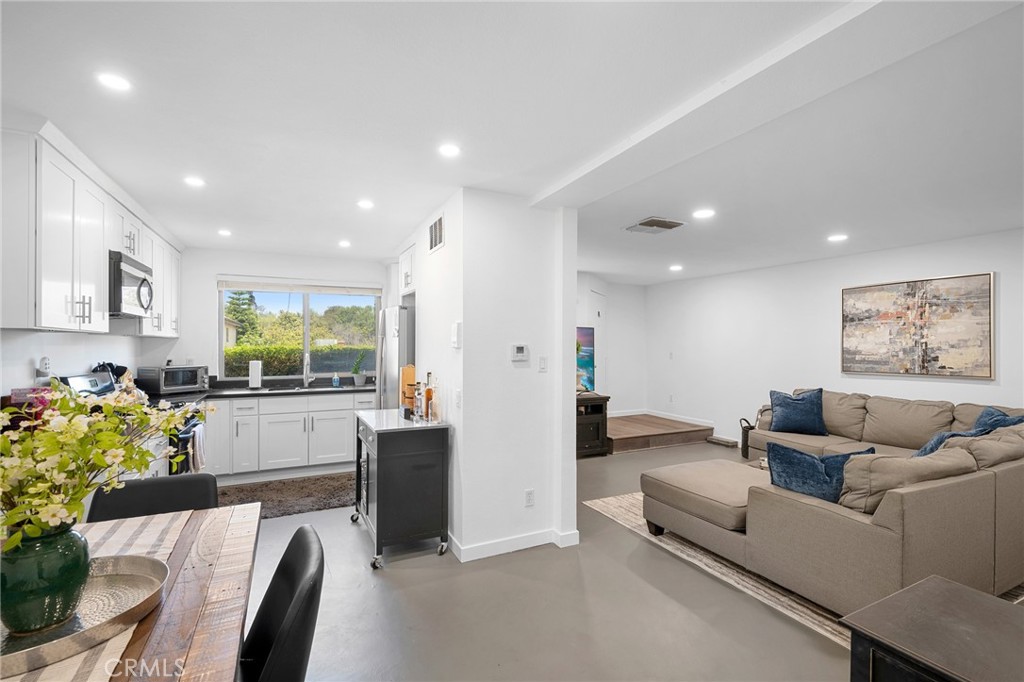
left=1, top=380, right=210, bottom=550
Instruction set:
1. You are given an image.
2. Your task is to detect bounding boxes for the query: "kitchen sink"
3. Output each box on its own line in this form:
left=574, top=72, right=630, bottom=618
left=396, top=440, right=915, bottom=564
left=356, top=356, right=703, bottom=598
left=266, top=386, right=303, bottom=392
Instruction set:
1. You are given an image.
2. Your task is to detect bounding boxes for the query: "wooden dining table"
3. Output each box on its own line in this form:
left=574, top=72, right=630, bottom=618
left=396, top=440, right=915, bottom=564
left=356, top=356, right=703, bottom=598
left=5, top=502, right=261, bottom=682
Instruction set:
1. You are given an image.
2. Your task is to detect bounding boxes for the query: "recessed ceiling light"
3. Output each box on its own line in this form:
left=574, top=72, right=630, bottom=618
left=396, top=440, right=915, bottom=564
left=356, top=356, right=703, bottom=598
left=438, top=143, right=461, bottom=158
left=669, top=264, right=683, bottom=272
left=184, top=176, right=206, bottom=188
left=218, top=229, right=231, bottom=237
left=828, top=234, right=849, bottom=242
left=357, top=199, right=374, bottom=210
left=338, top=240, right=352, bottom=248
left=96, top=73, right=131, bottom=91
left=692, top=208, right=716, bottom=219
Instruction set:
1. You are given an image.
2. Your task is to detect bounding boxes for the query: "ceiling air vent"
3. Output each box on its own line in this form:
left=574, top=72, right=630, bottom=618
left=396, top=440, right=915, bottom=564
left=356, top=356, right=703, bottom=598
left=624, top=216, right=686, bottom=234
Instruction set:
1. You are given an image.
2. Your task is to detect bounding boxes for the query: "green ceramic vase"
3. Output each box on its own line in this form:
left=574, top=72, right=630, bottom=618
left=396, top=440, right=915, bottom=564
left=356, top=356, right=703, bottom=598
left=0, top=526, right=90, bottom=634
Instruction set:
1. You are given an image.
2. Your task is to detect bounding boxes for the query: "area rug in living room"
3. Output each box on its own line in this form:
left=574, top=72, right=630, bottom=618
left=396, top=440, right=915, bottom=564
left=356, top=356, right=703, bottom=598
left=584, top=492, right=1024, bottom=649
left=218, top=472, right=356, bottom=519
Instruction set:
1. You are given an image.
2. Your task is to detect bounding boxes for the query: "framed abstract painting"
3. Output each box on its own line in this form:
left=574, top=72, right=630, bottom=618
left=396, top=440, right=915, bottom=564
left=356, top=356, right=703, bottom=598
left=841, top=273, right=993, bottom=378
left=576, top=326, right=595, bottom=391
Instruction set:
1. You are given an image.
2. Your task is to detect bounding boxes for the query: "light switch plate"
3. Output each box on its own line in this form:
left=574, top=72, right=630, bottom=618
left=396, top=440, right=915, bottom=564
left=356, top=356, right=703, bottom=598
left=451, top=321, right=462, bottom=348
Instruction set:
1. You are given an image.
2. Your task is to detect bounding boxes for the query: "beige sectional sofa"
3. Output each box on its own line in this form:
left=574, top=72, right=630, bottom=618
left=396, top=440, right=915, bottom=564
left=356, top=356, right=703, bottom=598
left=641, top=390, right=1024, bottom=615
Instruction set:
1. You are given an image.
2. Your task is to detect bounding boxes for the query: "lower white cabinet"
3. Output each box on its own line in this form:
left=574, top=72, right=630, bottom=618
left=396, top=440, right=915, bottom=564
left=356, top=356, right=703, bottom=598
left=202, top=393, right=368, bottom=476
left=232, top=416, right=260, bottom=473
left=259, top=413, right=310, bottom=470
left=309, top=410, right=354, bottom=464
left=202, top=402, right=232, bottom=476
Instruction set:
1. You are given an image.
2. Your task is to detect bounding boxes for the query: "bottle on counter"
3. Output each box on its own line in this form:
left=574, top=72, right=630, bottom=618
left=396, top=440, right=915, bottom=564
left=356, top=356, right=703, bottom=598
left=424, top=375, right=433, bottom=422
left=332, top=372, right=340, bottom=388
left=414, top=382, right=424, bottom=419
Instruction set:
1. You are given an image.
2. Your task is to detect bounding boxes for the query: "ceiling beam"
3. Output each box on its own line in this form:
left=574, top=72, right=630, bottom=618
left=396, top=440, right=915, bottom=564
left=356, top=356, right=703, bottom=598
left=530, top=1, right=1017, bottom=210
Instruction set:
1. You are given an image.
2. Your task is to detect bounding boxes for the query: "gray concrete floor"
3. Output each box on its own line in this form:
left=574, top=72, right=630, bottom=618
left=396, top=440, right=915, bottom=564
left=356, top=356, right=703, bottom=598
left=246, top=443, right=848, bottom=681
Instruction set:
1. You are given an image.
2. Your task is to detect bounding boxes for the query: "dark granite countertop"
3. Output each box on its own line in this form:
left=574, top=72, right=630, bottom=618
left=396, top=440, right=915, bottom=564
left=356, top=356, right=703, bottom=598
left=150, top=385, right=375, bottom=404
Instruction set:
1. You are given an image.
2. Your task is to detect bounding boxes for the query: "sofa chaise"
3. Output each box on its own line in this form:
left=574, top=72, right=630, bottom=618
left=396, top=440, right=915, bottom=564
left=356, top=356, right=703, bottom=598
left=641, top=390, right=1024, bottom=615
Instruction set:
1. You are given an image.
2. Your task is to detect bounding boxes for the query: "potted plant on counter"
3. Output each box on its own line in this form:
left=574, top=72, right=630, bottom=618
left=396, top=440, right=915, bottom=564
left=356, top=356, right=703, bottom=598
left=351, top=349, right=368, bottom=386
left=0, top=381, right=205, bottom=634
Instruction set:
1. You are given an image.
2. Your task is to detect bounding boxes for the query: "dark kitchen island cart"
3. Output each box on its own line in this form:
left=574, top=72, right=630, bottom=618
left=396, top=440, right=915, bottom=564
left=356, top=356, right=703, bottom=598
left=352, top=409, right=450, bottom=568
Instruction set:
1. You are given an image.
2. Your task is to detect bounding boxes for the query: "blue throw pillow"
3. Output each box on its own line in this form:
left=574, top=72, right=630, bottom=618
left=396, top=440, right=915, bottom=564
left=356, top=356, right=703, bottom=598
left=769, top=389, right=827, bottom=436
left=767, top=442, right=875, bottom=503
left=973, top=406, right=1024, bottom=432
left=915, top=407, right=1024, bottom=457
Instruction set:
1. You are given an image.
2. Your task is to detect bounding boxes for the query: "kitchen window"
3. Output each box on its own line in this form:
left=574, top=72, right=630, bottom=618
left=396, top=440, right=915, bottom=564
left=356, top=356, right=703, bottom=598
left=218, top=281, right=380, bottom=379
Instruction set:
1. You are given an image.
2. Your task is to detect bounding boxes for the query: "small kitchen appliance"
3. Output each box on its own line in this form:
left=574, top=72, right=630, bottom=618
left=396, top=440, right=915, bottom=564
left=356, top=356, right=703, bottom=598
left=135, top=365, right=209, bottom=396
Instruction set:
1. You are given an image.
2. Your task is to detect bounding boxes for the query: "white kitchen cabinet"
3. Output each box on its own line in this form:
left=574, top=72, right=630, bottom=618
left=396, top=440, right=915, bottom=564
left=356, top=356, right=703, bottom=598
left=259, top=413, right=309, bottom=470
left=106, top=197, right=143, bottom=262
left=139, top=234, right=180, bottom=338
left=232, top=415, right=260, bottom=473
left=309, top=409, right=354, bottom=464
left=398, top=245, right=415, bottom=295
left=36, top=141, right=108, bottom=333
left=202, top=402, right=232, bottom=476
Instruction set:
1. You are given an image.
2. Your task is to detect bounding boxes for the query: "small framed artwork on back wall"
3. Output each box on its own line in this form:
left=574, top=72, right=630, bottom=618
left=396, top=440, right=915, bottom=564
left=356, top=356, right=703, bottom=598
left=841, top=272, right=993, bottom=378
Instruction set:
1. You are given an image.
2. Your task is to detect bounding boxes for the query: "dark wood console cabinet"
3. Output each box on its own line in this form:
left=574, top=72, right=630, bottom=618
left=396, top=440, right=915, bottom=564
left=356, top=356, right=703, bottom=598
left=577, top=392, right=610, bottom=457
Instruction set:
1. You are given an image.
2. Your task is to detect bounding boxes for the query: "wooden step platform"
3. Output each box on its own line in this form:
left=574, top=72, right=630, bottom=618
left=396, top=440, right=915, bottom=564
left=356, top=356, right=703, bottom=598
left=607, top=415, right=713, bottom=454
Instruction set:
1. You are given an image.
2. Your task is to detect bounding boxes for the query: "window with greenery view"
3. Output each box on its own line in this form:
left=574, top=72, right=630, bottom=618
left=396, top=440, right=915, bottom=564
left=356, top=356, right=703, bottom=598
left=220, top=287, right=378, bottom=378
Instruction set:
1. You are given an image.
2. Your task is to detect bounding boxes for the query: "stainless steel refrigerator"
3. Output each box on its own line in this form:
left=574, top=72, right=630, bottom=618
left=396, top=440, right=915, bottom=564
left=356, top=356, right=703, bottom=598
left=376, top=305, right=414, bottom=408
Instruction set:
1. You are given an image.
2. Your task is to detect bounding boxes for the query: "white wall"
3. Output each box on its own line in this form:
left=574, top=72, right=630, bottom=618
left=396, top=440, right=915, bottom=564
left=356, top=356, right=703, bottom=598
left=150, top=248, right=386, bottom=373
left=399, top=190, right=465, bottom=542
left=403, top=188, right=578, bottom=561
left=1, top=330, right=140, bottom=392
left=576, top=272, right=647, bottom=414
left=645, top=229, right=1024, bottom=441
left=461, top=189, right=571, bottom=556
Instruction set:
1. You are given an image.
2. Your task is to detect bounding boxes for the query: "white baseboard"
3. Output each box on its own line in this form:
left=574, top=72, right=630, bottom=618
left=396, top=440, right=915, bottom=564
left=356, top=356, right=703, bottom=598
left=215, top=462, right=354, bottom=486
left=647, top=410, right=715, bottom=428
left=608, top=409, right=646, bottom=418
left=453, top=528, right=578, bottom=562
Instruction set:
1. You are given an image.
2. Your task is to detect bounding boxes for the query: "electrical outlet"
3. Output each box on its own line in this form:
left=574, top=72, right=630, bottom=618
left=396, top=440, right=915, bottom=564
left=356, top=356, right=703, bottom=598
left=455, top=389, right=463, bottom=408
left=669, top=393, right=674, bottom=403
left=525, top=489, right=535, bottom=507
left=669, top=351, right=673, bottom=360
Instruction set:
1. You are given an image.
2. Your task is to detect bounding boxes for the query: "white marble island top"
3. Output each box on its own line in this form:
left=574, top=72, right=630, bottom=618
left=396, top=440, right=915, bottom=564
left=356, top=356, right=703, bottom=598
left=355, top=409, right=450, bottom=433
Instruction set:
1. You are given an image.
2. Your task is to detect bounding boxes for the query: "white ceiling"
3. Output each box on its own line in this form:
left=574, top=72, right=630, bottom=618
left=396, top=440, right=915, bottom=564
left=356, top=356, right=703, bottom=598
left=2, top=2, right=1021, bottom=283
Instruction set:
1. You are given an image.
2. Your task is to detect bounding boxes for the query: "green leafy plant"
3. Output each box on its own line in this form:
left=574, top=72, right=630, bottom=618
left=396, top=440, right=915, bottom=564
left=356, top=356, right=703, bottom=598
left=351, top=349, right=367, bottom=375
left=0, top=381, right=206, bottom=551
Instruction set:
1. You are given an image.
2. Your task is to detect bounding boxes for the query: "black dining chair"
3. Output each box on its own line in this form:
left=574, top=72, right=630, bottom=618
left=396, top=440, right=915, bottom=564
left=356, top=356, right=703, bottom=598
left=86, top=472, right=219, bottom=522
left=239, top=525, right=325, bottom=682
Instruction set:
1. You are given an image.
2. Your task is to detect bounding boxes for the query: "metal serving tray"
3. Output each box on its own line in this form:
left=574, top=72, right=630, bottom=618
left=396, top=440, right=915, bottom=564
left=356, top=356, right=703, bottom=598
left=1, top=554, right=169, bottom=676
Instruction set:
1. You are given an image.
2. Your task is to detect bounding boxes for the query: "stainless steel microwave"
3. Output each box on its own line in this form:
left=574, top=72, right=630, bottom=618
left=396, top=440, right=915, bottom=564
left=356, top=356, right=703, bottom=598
left=109, top=250, right=153, bottom=318
left=136, top=366, right=209, bottom=395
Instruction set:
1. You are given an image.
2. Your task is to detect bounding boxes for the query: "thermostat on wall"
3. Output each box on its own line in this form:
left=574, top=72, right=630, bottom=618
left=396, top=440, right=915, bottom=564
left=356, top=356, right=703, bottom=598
left=511, top=344, right=529, bottom=363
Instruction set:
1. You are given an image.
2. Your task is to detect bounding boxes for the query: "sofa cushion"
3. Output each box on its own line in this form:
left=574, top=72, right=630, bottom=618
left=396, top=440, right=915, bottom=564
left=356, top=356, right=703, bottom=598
left=915, top=407, right=1024, bottom=457
left=823, top=441, right=917, bottom=458
left=952, top=403, right=1024, bottom=432
left=769, top=389, right=827, bottom=436
left=640, top=460, right=770, bottom=531
left=944, top=424, right=1024, bottom=469
left=861, top=396, right=954, bottom=450
left=748, top=429, right=858, bottom=456
left=768, top=442, right=874, bottom=503
left=797, top=388, right=869, bottom=441
left=839, top=447, right=978, bottom=514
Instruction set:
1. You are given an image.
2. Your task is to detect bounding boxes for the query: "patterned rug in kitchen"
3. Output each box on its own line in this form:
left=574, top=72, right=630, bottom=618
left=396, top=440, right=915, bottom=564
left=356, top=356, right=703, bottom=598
left=218, top=471, right=356, bottom=519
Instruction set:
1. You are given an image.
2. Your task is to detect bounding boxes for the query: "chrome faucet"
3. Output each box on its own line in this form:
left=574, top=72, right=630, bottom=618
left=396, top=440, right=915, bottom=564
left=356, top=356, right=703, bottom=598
left=303, top=352, right=312, bottom=387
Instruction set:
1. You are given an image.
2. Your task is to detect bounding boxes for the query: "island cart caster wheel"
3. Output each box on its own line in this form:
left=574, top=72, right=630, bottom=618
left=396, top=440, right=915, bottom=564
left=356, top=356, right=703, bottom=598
left=371, top=556, right=383, bottom=570
left=350, top=512, right=359, bottom=523
left=437, top=543, right=448, bottom=556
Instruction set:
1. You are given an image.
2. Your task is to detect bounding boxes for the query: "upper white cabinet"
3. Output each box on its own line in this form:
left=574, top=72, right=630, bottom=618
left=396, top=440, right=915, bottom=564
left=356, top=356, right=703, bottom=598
left=139, top=231, right=181, bottom=338
left=398, top=245, right=415, bottom=295
left=35, top=141, right=109, bottom=333
left=2, top=124, right=176, bottom=335
left=106, top=198, right=143, bottom=263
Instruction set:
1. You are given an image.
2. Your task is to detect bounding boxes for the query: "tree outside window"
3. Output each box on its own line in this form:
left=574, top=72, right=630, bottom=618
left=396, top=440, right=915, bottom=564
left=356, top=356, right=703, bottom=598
left=221, top=289, right=378, bottom=378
